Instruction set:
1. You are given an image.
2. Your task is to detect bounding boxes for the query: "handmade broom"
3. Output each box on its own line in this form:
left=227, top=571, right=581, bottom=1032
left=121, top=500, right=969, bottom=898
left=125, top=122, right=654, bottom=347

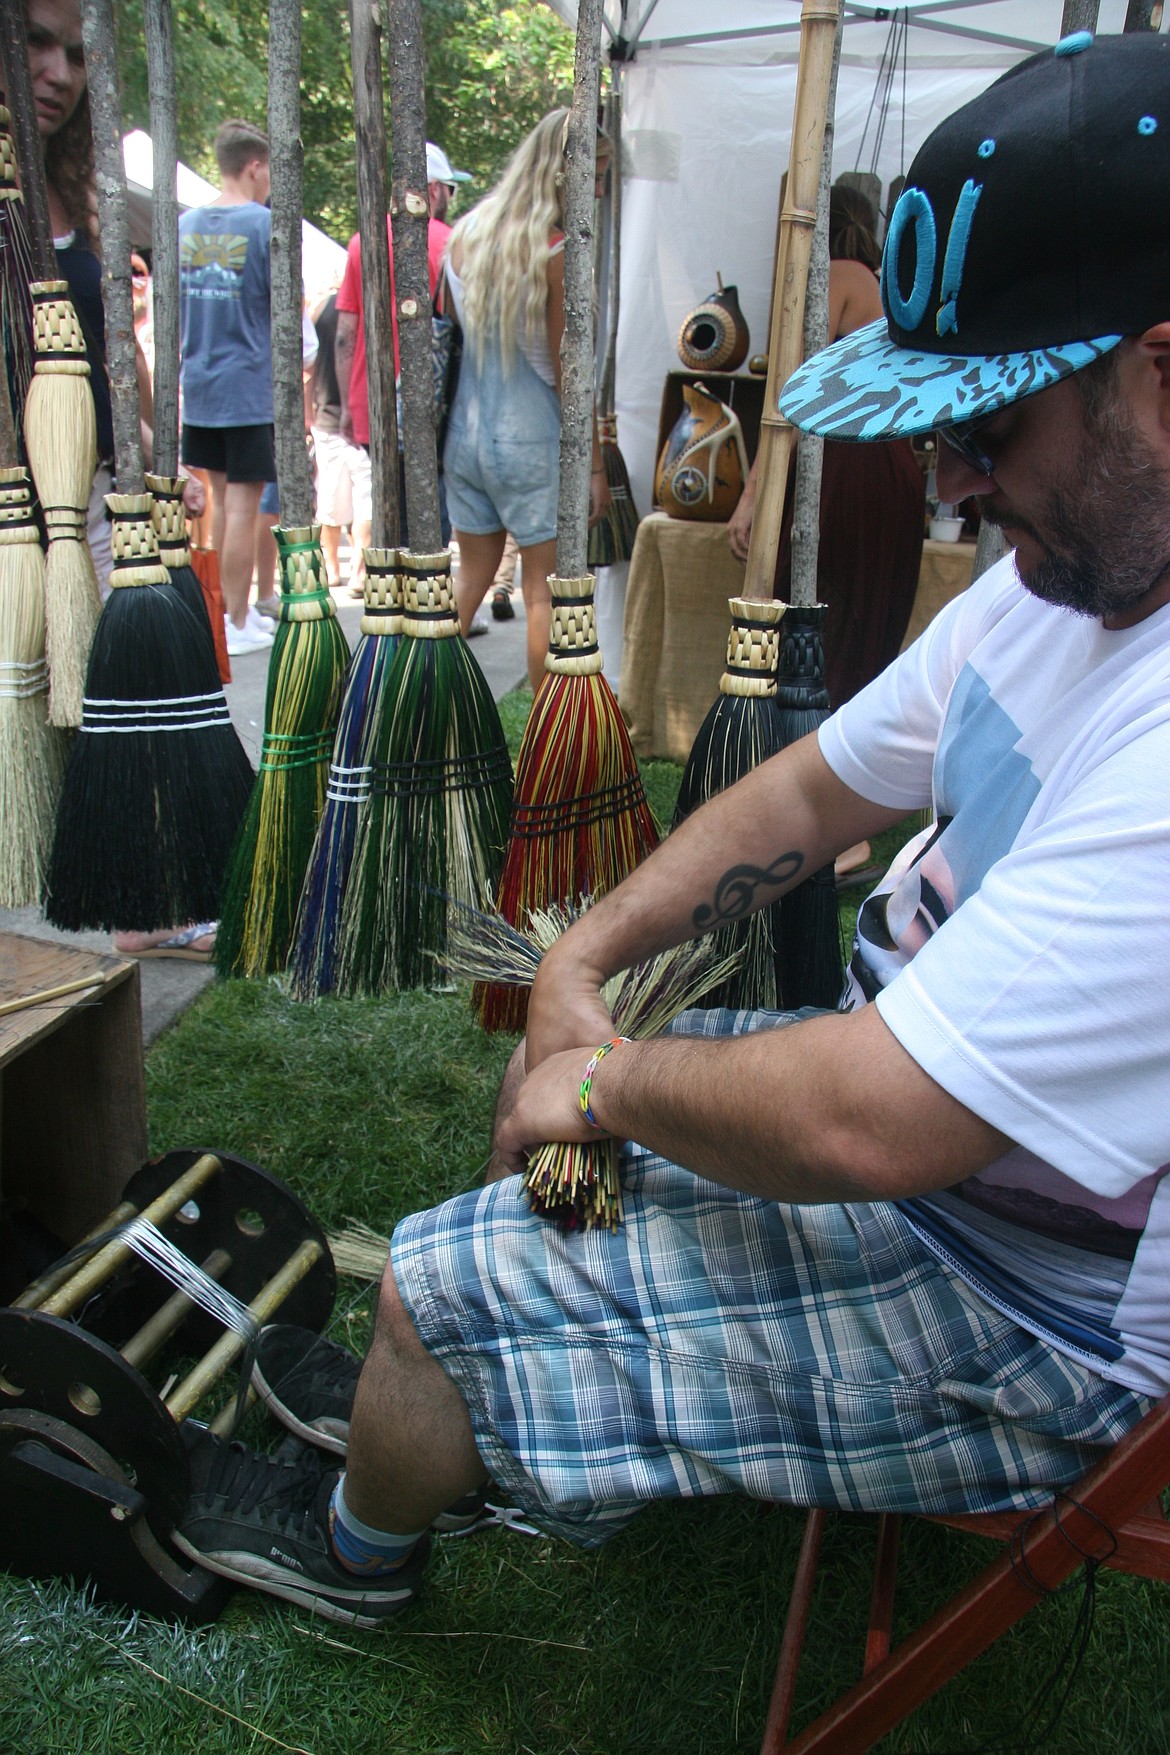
left=478, top=2, right=657, bottom=1035
left=0, top=462, right=68, bottom=907
left=331, top=0, right=512, bottom=996
left=288, top=549, right=402, bottom=999
left=672, top=597, right=788, bottom=1008
left=146, top=473, right=219, bottom=673
left=216, top=0, right=350, bottom=978
left=22, top=279, right=100, bottom=728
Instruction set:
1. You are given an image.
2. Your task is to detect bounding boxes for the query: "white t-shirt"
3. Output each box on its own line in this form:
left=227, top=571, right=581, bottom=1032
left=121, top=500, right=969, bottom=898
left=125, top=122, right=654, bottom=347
left=819, top=555, right=1170, bottom=1395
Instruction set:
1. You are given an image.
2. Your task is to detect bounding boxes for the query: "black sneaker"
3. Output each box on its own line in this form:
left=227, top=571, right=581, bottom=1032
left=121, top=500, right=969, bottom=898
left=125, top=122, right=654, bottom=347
left=172, top=1430, right=428, bottom=1628
left=252, top=1324, right=491, bottom=1534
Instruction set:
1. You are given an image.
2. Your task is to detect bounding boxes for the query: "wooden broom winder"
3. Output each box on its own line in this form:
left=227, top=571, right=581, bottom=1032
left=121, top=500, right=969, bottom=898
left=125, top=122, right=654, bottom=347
left=142, top=0, right=178, bottom=478
left=388, top=0, right=439, bottom=552
left=350, top=0, right=398, bottom=549
left=554, top=0, right=604, bottom=587
left=741, top=0, right=841, bottom=605
left=0, top=0, right=55, bottom=277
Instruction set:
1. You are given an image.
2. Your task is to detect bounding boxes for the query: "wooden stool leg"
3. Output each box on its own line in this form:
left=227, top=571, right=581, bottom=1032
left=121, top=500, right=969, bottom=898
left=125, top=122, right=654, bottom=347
left=864, top=1514, right=901, bottom=1671
left=760, top=1509, right=826, bottom=1754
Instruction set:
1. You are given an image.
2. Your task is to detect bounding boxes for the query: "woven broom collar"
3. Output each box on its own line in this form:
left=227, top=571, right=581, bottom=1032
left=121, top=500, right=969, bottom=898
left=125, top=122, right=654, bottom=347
left=399, top=550, right=459, bottom=639
left=0, top=468, right=37, bottom=541
left=145, top=474, right=193, bottom=567
left=274, top=524, right=336, bottom=621
left=720, top=596, right=784, bottom=699
left=546, top=575, right=603, bottom=676
left=0, top=108, right=18, bottom=194
left=361, top=547, right=402, bottom=638
left=107, top=492, right=170, bottom=588
left=30, top=281, right=90, bottom=372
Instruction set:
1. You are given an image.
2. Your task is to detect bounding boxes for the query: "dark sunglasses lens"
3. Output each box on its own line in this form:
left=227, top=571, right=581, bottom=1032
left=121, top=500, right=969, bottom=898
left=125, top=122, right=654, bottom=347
left=941, top=424, right=994, bottom=476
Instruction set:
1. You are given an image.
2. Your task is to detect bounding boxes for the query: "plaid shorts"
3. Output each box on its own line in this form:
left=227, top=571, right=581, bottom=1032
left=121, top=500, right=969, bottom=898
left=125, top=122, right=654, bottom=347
left=392, top=1010, right=1151, bottom=1548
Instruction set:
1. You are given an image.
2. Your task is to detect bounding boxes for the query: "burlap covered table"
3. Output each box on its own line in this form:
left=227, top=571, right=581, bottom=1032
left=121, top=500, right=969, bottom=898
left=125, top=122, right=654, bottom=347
left=620, top=514, right=977, bottom=763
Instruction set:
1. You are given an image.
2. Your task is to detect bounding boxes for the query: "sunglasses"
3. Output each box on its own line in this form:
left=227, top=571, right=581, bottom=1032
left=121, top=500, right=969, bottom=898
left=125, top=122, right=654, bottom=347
left=937, top=414, right=998, bottom=478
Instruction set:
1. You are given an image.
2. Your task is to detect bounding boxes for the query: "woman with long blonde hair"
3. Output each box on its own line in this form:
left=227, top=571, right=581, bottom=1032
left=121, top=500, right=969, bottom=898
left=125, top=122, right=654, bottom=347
left=443, top=109, right=610, bottom=694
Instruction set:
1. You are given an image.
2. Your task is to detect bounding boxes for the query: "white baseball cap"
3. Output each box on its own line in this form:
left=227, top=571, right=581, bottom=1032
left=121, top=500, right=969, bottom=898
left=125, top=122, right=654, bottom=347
left=426, top=142, right=471, bottom=186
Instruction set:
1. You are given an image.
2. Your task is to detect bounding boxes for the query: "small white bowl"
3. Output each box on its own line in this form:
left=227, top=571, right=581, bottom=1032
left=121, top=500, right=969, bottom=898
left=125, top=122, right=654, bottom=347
left=929, top=516, right=965, bottom=543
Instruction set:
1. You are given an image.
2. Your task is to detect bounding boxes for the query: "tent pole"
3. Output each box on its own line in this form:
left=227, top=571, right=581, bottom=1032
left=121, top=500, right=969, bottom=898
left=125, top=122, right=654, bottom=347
left=741, top=0, right=840, bottom=604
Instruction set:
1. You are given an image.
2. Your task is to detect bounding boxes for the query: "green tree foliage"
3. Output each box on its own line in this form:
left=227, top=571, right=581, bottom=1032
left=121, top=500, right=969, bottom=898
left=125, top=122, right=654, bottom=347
left=112, top=0, right=577, bottom=243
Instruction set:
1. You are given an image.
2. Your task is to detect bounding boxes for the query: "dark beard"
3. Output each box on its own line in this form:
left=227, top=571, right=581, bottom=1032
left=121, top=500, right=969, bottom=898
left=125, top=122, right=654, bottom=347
left=985, top=392, right=1170, bottom=619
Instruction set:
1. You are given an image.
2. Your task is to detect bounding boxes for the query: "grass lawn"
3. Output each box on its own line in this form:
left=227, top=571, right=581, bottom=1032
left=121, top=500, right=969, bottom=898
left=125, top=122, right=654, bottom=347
left=2, top=693, right=1165, bottom=1754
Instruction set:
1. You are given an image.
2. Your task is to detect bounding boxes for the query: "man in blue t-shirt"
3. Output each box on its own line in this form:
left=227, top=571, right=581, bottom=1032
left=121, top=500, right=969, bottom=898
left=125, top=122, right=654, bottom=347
left=179, top=118, right=276, bottom=657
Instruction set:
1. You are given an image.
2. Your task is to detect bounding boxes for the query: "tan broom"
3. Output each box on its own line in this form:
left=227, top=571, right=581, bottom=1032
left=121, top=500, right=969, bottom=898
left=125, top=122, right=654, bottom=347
left=23, top=280, right=101, bottom=729
left=0, top=464, right=67, bottom=905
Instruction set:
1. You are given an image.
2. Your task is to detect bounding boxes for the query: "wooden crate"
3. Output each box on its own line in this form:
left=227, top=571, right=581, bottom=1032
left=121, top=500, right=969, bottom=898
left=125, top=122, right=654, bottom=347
left=0, top=933, right=147, bottom=1255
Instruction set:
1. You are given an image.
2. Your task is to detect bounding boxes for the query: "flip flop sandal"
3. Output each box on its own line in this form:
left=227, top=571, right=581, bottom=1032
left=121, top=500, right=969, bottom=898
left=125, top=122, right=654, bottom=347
left=118, top=922, right=217, bottom=961
left=491, top=587, right=516, bottom=621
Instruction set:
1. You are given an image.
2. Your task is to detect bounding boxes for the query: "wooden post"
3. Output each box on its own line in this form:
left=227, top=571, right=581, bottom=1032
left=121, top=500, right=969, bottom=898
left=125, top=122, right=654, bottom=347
left=79, top=0, right=141, bottom=492
left=742, top=0, right=841, bottom=604
left=555, top=0, right=603, bottom=582
left=0, top=0, right=54, bottom=278
left=386, top=0, right=439, bottom=552
left=349, top=0, right=398, bottom=548
left=787, top=7, right=842, bottom=610
left=1060, top=0, right=1100, bottom=29
left=142, top=0, right=178, bottom=475
left=267, top=0, right=312, bottom=526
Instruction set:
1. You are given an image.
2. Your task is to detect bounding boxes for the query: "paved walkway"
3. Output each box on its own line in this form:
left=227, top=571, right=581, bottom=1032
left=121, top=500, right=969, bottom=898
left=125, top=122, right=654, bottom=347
left=0, top=575, right=529, bottom=1045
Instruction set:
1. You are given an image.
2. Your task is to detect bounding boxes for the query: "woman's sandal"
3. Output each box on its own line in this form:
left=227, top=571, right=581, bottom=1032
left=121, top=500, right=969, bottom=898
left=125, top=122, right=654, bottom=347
left=491, top=586, right=515, bottom=622
left=113, top=922, right=217, bottom=962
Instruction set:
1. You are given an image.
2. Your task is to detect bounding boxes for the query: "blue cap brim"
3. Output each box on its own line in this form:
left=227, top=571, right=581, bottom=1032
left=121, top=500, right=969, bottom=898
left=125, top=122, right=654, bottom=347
left=778, top=318, right=1123, bottom=440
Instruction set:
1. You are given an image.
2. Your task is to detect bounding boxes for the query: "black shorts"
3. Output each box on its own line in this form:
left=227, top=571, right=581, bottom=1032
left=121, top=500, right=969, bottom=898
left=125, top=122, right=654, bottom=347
left=180, top=422, right=277, bottom=483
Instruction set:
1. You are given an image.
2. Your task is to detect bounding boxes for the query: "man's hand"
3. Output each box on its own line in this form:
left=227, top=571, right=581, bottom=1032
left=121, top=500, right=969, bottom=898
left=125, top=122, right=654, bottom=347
left=588, top=467, right=612, bottom=527
left=493, top=1045, right=609, bottom=1177
left=340, top=406, right=355, bottom=445
left=525, top=935, right=616, bottom=1069
left=180, top=472, right=207, bottom=518
left=727, top=479, right=755, bottom=562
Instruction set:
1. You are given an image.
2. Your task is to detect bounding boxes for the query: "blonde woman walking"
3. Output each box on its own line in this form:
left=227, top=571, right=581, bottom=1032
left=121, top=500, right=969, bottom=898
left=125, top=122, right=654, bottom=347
left=443, top=110, right=610, bottom=694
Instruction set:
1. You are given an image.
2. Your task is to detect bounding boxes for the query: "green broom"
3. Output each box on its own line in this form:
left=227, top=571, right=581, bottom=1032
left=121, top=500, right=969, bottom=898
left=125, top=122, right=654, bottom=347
left=672, top=596, right=789, bottom=1009
left=215, top=526, right=350, bottom=977
left=334, top=550, right=512, bottom=995
left=0, top=464, right=67, bottom=905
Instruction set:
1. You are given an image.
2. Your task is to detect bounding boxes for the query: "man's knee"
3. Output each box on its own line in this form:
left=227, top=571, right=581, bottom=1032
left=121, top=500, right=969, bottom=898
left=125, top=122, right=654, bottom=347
left=373, top=1253, right=430, bottom=1360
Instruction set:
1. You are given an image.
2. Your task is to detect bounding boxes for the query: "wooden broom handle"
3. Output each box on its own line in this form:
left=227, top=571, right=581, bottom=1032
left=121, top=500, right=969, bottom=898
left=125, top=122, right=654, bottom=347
left=742, top=0, right=841, bottom=603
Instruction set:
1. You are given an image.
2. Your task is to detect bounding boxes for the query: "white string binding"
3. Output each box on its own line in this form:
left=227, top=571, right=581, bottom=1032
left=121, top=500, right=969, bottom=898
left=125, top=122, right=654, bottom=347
left=118, top=1216, right=259, bottom=1341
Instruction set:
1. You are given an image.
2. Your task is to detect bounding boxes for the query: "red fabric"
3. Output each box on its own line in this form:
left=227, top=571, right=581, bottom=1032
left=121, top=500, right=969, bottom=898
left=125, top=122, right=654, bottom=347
left=190, top=545, right=231, bottom=685
left=336, top=217, right=449, bottom=448
left=774, top=437, right=926, bottom=710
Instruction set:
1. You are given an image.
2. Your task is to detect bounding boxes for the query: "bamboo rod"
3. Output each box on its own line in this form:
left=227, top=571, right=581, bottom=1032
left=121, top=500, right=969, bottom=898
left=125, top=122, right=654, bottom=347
left=555, top=0, right=603, bottom=582
left=119, top=1247, right=233, bottom=1370
left=0, top=0, right=54, bottom=277
left=267, top=0, right=312, bottom=526
left=387, top=0, right=440, bottom=552
left=208, top=1385, right=257, bottom=1436
left=349, top=0, right=398, bottom=548
left=12, top=1200, right=137, bottom=1309
left=36, top=1154, right=223, bottom=1318
left=142, top=0, right=179, bottom=476
left=0, top=964, right=119, bottom=1018
left=79, top=0, right=142, bottom=492
left=164, top=1238, right=323, bottom=1422
left=742, top=0, right=841, bottom=604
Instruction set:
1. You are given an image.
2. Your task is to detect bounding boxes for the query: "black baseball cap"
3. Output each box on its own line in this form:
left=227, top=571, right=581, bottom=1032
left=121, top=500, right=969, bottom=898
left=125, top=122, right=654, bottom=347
left=780, top=31, right=1170, bottom=440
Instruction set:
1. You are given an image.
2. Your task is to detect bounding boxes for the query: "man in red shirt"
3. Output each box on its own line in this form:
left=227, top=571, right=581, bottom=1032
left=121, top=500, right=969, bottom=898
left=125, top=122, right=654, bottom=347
left=336, top=142, right=470, bottom=581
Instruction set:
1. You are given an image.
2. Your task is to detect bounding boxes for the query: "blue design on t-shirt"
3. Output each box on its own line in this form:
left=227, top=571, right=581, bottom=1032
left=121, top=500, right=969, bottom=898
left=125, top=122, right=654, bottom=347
left=178, top=202, right=273, bottom=427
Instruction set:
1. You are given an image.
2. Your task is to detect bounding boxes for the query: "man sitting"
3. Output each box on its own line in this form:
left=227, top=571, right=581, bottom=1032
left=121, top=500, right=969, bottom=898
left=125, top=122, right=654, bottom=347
left=174, top=32, right=1170, bottom=1627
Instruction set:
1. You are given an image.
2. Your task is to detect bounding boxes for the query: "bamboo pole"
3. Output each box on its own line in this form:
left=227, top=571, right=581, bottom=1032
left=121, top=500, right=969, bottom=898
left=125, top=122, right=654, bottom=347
left=787, top=7, right=842, bottom=609
left=78, top=0, right=141, bottom=491
left=554, top=0, right=603, bottom=582
left=267, top=0, right=312, bottom=526
left=0, top=0, right=54, bottom=278
left=142, top=0, right=178, bottom=475
left=349, top=0, right=398, bottom=548
left=386, top=0, right=439, bottom=552
left=742, top=0, right=841, bottom=604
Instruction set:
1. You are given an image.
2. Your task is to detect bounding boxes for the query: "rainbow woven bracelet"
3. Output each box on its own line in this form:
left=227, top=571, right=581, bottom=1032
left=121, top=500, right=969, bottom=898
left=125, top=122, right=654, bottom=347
left=579, top=1036, right=632, bottom=1129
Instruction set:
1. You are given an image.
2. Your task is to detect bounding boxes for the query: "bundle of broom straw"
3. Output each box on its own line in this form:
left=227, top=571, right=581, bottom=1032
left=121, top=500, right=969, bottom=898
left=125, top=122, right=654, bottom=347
left=477, top=571, right=658, bottom=1033
left=289, top=547, right=402, bottom=999
left=216, top=525, right=350, bottom=978
left=335, top=550, right=513, bottom=995
left=146, top=472, right=219, bottom=676
left=0, top=105, right=35, bottom=441
left=23, top=280, right=101, bottom=729
left=0, top=465, right=67, bottom=906
left=44, top=494, right=255, bottom=931
left=449, top=900, right=740, bottom=1231
left=586, top=414, right=639, bottom=569
left=673, top=596, right=789, bottom=1009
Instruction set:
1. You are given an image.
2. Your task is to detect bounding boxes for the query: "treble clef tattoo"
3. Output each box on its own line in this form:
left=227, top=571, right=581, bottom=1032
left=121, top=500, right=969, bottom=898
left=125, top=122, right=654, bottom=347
left=692, top=850, right=804, bottom=930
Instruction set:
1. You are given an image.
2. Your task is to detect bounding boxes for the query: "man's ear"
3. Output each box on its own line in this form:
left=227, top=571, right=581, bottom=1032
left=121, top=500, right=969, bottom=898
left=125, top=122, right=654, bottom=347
left=1135, top=323, right=1170, bottom=432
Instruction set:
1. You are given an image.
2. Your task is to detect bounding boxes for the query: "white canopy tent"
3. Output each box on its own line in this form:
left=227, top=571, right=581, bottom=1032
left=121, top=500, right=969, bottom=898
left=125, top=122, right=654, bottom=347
left=121, top=129, right=347, bottom=304
left=544, top=1, right=1158, bottom=514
